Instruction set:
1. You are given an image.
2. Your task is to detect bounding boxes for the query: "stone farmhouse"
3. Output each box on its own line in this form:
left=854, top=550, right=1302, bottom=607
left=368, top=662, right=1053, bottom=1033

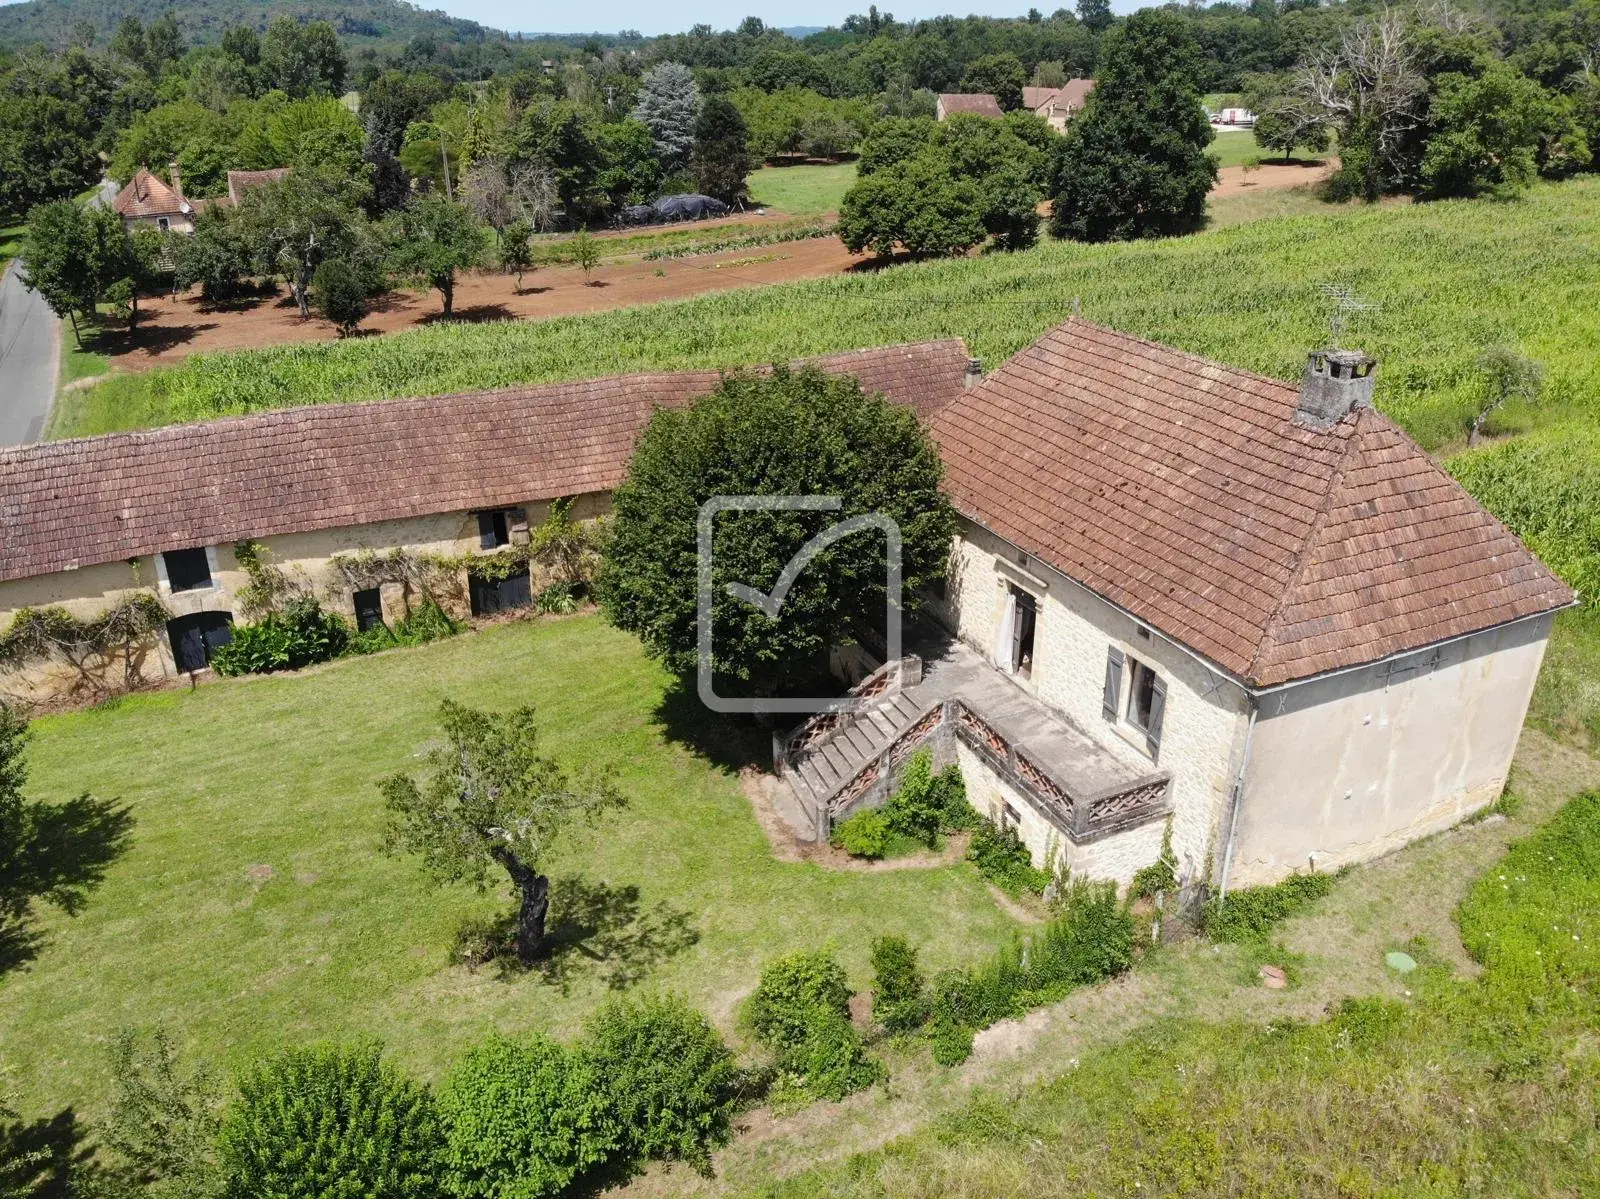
left=112, top=163, right=290, bottom=235
left=0, top=321, right=1573, bottom=896
left=936, top=80, right=1094, bottom=127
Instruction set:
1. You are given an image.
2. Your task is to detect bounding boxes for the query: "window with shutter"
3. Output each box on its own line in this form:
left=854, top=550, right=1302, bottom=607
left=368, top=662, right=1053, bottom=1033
left=1145, top=675, right=1167, bottom=761
left=1102, top=646, right=1124, bottom=720
left=477, top=510, right=510, bottom=549
left=1124, top=657, right=1167, bottom=762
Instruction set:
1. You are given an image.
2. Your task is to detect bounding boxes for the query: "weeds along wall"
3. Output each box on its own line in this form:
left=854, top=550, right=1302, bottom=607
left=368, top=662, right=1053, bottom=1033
left=0, top=493, right=611, bottom=706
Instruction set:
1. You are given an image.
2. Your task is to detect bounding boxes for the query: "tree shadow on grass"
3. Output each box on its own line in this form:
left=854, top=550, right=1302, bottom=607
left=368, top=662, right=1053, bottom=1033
left=0, top=795, right=134, bottom=976
left=651, top=674, right=771, bottom=774
left=475, top=875, right=699, bottom=993
left=0, top=1106, right=106, bottom=1199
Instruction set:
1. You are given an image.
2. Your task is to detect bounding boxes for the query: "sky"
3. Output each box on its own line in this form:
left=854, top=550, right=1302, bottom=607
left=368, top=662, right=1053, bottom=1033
left=438, top=0, right=1151, bottom=37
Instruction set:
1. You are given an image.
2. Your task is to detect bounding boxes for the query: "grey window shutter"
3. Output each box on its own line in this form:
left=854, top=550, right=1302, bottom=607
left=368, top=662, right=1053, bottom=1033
left=1102, top=646, right=1124, bottom=720
left=1146, top=674, right=1168, bottom=760
left=477, top=512, right=498, bottom=549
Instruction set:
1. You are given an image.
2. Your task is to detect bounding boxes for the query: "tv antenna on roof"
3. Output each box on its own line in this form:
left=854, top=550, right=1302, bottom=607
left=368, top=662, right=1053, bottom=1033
left=1317, top=283, right=1378, bottom=347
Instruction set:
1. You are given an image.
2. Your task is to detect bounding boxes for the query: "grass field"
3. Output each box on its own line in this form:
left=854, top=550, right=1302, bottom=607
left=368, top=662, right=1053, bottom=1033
left=0, top=614, right=1018, bottom=1120
left=57, top=178, right=1600, bottom=458
left=1206, top=129, right=1324, bottom=169
left=761, top=813, right=1600, bottom=1195
left=748, top=161, right=857, bottom=215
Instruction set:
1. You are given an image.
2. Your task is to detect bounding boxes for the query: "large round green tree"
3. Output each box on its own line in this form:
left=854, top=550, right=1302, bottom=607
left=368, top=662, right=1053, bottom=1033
left=597, top=367, right=955, bottom=698
left=1049, top=9, right=1217, bottom=242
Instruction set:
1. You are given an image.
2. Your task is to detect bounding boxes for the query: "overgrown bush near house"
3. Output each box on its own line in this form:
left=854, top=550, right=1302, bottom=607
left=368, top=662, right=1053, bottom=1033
left=831, top=808, right=889, bottom=859
left=218, top=1044, right=442, bottom=1199
left=580, top=995, right=741, bottom=1171
left=870, top=935, right=929, bottom=1034
left=882, top=748, right=977, bottom=847
left=923, top=882, right=1136, bottom=1066
left=437, top=1033, right=617, bottom=1199
left=744, top=950, right=882, bottom=1104
left=1129, top=823, right=1178, bottom=902
left=536, top=582, right=579, bottom=615
left=394, top=597, right=460, bottom=645
left=1202, top=871, right=1337, bottom=943
left=967, top=822, right=1052, bottom=897
left=210, top=597, right=350, bottom=676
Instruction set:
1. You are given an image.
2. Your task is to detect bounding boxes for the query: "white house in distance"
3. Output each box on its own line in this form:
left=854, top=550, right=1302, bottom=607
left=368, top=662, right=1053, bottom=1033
left=0, top=321, right=1573, bottom=896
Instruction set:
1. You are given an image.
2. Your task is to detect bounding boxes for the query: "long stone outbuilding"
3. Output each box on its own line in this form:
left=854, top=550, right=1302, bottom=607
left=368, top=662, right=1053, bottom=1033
left=0, top=320, right=1576, bottom=893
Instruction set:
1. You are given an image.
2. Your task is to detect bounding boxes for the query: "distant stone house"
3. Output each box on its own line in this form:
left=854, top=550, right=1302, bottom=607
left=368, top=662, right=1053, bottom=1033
left=110, top=163, right=289, bottom=235
left=1023, top=79, right=1094, bottom=131
left=112, top=166, right=196, bottom=235
left=0, top=321, right=1573, bottom=894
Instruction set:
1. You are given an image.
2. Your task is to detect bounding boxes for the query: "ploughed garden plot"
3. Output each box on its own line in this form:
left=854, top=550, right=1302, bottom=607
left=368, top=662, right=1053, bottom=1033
left=0, top=614, right=1017, bottom=1119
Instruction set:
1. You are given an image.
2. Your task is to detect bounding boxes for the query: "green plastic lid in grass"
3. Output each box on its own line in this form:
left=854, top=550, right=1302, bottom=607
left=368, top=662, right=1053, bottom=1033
left=1385, top=951, right=1417, bottom=973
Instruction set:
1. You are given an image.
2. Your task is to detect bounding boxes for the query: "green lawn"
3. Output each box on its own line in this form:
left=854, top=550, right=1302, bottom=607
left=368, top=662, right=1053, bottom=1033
left=0, top=614, right=1018, bottom=1120
left=1206, top=129, right=1325, bottom=169
left=0, top=223, right=22, bottom=271
left=748, top=161, right=858, bottom=216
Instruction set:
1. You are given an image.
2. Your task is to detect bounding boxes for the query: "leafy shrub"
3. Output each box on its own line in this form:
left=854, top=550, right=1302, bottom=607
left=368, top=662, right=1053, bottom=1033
left=394, top=597, right=460, bottom=645
left=105, top=1027, right=222, bottom=1199
left=967, top=822, right=1052, bottom=897
left=831, top=808, right=889, bottom=859
left=210, top=598, right=349, bottom=676
left=882, top=748, right=976, bottom=847
left=870, top=935, right=929, bottom=1034
left=312, top=255, right=376, bottom=336
left=346, top=624, right=398, bottom=656
left=1202, top=872, right=1337, bottom=943
left=437, top=1033, right=617, bottom=1199
left=744, top=951, right=882, bottom=1104
left=536, top=582, right=579, bottom=615
left=745, top=950, right=852, bottom=1048
left=218, top=1044, right=442, bottom=1199
left=1129, top=827, right=1178, bottom=902
left=929, top=1017, right=975, bottom=1066
left=923, top=882, right=1135, bottom=1066
left=581, top=996, right=740, bottom=1171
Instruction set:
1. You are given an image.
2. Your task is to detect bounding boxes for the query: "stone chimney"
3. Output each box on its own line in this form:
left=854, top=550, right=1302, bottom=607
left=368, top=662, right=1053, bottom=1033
left=1295, top=348, right=1377, bottom=429
left=963, top=357, right=983, bottom=390
left=168, top=159, right=183, bottom=200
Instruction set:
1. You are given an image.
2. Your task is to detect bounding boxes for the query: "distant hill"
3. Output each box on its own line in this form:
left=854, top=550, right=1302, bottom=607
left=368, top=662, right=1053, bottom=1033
left=0, top=0, right=500, bottom=49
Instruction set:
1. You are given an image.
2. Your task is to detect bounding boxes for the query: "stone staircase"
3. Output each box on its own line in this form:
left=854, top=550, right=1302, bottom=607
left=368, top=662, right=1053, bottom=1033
left=787, top=689, right=929, bottom=809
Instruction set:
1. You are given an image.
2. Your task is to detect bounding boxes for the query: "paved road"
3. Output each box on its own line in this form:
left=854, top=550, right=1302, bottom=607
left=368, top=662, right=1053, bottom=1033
left=0, top=260, right=59, bottom=446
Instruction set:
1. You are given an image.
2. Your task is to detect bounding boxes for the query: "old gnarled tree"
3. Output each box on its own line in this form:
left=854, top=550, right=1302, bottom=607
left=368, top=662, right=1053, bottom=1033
left=380, top=701, right=623, bottom=965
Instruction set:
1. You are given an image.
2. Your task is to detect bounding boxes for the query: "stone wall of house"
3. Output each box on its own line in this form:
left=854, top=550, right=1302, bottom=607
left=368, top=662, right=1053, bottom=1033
left=953, top=739, right=1169, bottom=887
left=0, top=493, right=611, bottom=706
left=1231, top=612, right=1554, bottom=887
left=931, top=518, right=1251, bottom=889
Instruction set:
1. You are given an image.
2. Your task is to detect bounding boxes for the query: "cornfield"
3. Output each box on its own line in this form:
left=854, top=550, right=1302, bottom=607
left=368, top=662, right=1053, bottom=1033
left=61, top=178, right=1600, bottom=459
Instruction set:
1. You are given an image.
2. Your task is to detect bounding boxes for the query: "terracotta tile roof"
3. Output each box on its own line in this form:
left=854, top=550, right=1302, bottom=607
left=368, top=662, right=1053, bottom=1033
left=0, top=341, right=970, bottom=585
left=933, top=319, right=1573, bottom=687
left=938, top=93, right=1004, bottom=118
left=112, top=169, right=189, bottom=219
left=1023, top=80, right=1094, bottom=113
left=226, top=168, right=289, bottom=206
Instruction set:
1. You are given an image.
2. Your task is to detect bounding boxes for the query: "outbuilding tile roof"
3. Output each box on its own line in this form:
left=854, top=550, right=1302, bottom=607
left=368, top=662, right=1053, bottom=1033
left=225, top=168, right=289, bottom=205
left=938, top=93, right=1005, bottom=117
left=932, top=319, right=1573, bottom=686
left=0, top=341, right=971, bottom=585
left=1023, top=80, right=1094, bottom=112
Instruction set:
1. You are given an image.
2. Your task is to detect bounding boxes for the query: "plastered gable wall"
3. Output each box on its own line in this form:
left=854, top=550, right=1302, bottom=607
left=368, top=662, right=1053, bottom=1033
left=1232, top=612, right=1553, bottom=887
left=0, top=493, right=612, bottom=703
left=933, top=518, right=1250, bottom=886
